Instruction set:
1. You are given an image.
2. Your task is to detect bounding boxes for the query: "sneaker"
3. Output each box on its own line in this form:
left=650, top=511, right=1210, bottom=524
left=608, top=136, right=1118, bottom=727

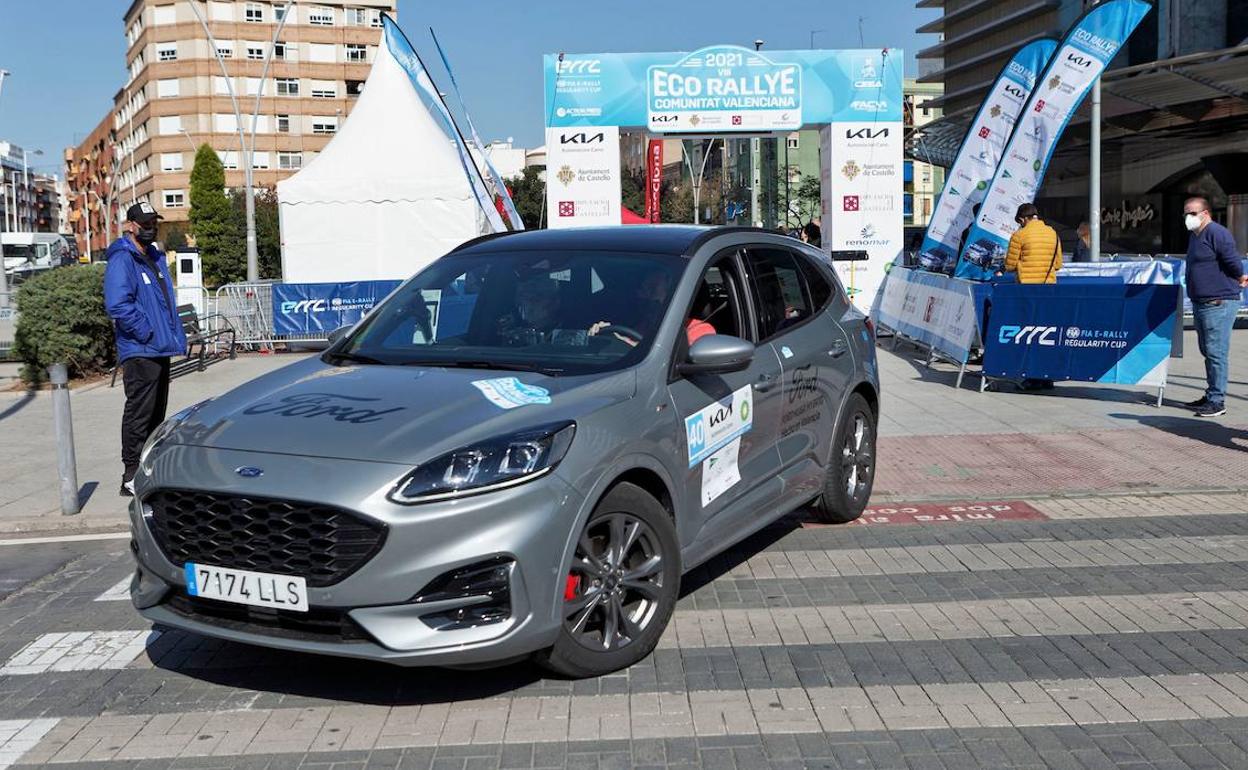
left=1194, top=403, right=1226, bottom=418
left=120, top=479, right=135, bottom=497
left=1184, top=396, right=1209, bottom=408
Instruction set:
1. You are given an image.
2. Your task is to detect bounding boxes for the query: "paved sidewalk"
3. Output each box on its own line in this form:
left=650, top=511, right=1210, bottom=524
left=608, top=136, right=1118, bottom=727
left=0, top=330, right=1244, bottom=533
left=0, top=354, right=310, bottom=533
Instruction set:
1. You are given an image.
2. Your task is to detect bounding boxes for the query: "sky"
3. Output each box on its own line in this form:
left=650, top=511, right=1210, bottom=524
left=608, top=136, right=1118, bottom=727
left=0, top=0, right=939, bottom=177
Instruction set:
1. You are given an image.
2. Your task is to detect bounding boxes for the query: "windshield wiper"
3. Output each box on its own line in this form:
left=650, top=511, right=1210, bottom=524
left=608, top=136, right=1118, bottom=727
left=400, top=359, right=564, bottom=376
left=324, top=351, right=388, bottom=366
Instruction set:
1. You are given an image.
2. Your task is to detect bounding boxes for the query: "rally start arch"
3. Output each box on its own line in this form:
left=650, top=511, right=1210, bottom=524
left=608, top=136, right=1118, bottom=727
left=543, top=44, right=904, bottom=310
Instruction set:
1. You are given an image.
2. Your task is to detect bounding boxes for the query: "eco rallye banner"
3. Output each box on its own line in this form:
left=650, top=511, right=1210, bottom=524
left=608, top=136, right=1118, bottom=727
left=544, top=44, right=903, bottom=132
left=272, top=280, right=402, bottom=336
left=916, top=39, right=1057, bottom=273
left=982, top=283, right=1179, bottom=387
left=955, top=0, right=1151, bottom=281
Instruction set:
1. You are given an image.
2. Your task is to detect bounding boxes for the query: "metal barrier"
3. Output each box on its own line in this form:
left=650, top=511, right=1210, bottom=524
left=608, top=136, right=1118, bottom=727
left=209, top=281, right=331, bottom=348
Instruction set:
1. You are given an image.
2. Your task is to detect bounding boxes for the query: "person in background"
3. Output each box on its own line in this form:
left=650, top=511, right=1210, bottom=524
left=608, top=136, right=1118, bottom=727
left=1182, top=195, right=1248, bottom=418
left=800, top=222, right=821, bottom=249
left=1072, top=221, right=1092, bottom=262
left=1004, top=203, right=1061, bottom=284
left=104, top=203, right=187, bottom=497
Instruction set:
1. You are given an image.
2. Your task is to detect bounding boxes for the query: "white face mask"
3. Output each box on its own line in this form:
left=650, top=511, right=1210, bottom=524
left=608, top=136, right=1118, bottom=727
left=1185, top=213, right=1203, bottom=232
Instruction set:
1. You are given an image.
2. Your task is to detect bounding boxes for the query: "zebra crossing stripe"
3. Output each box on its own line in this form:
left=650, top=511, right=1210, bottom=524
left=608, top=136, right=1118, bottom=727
left=0, top=719, right=58, bottom=769
left=94, top=576, right=132, bottom=602
left=0, top=631, right=159, bottom=676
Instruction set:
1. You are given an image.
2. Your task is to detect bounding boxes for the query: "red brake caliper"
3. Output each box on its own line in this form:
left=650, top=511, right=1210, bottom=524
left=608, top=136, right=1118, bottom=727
left=564, top=573, right=581, bottom=601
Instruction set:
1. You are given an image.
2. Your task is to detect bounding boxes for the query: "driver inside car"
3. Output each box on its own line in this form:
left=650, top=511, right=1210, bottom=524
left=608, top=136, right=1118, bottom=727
left=498, top=275, right=602, bottom=347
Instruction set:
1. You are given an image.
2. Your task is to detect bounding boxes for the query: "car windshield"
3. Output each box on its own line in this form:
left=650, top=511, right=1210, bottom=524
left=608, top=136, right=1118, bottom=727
left=332, top=250, right=687, bottom=376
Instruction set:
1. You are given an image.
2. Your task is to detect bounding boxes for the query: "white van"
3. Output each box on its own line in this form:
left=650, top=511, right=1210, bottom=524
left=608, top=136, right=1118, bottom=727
left=1, top=232, right=76, bottom=277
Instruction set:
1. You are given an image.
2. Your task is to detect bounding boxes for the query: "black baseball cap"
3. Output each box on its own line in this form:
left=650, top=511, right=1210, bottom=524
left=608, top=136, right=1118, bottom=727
left=126, top=201, right=164, bottom=225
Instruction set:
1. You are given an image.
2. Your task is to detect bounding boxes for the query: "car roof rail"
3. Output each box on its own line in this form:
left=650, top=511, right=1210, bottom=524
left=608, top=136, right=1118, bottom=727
left=448, top=229, right=524, bottom=254
left=681, top=226, right=800, bottom=256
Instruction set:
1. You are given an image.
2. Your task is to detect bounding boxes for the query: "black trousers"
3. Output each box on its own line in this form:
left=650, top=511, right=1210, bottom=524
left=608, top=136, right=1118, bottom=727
left=121, top=356, right=171, bottom=479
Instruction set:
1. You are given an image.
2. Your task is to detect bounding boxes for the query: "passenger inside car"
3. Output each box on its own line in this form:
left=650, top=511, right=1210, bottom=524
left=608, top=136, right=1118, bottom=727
left=592, top=269, right=718, bottom=347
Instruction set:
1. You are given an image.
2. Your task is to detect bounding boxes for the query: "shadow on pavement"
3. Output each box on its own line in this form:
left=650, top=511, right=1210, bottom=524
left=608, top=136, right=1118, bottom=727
left=1109, top=412, right=1248, bottom=452
left=144, top=513, right=809, bottom=703
left=77, top=481, right=99, bottom=508
left=0, top=391, right=35, bottom=422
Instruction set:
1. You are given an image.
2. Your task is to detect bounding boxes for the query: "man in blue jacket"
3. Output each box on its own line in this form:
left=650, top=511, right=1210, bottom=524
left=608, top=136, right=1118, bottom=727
left=1183, top=196, right=1248, bottom=418
left=104, top=203, right=187, bottom=496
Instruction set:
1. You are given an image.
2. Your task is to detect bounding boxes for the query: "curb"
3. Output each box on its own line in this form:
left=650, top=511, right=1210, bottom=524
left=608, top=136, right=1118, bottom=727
left=1, top=488, right=1245, bottom=541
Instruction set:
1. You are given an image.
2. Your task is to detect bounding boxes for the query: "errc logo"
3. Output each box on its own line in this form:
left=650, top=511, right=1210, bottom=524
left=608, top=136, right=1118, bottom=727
left=281, top=299, right=327, bottom=314
left=998, top=325, right=1058, bottom=346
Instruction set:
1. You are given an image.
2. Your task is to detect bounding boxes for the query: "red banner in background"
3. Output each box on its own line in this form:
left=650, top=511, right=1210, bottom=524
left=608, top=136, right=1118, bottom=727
left=645, top=139, right=663, bottom=223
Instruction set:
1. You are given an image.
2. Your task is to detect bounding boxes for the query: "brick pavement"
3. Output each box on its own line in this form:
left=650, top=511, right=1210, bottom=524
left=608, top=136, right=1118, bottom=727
left=0, top=494, right=1247, bottom=766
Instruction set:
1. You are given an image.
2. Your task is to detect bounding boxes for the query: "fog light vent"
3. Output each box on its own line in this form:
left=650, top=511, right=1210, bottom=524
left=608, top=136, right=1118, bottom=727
left=413, top=556, right=513, bottom=631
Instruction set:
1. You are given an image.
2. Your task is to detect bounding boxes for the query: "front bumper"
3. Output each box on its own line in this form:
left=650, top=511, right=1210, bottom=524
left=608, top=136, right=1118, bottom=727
left=130, top=445, right=585, bottom=667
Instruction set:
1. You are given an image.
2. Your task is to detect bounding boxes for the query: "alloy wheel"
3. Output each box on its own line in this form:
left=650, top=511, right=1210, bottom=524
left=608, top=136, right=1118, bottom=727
left=563, top=512, right=665, bottom=652
left=841, top=413, right=873, bottom=504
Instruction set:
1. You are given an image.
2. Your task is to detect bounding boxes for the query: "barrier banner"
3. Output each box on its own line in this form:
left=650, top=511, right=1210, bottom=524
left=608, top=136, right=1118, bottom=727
left=875, top=267, right=980, bottom=364
left=272, top=280, right=402, bottom=335
left=982, top=283, right=1178, bottom=386
left=916, top=39, right=1057, bottom=273
left=546, top=125, right=622, bottom=228
left=955, top=0, right=1151, bottom=280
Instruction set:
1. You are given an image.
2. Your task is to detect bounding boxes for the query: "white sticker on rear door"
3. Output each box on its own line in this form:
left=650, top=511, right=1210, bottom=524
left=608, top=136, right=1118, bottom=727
left=472, top=377, right=552, bottom=409
left=701, top=437, right=741, bottom=507
left=684, top=385, right=752, bottom=467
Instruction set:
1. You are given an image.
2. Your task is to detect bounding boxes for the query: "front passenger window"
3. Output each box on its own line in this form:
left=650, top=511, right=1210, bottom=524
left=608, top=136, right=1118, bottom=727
left=745, top=248, right=813, bottom=340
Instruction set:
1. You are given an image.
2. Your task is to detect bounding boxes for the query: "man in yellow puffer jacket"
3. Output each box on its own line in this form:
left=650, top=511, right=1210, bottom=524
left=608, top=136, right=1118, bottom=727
left=1004, top=203, right=1062, bottom=283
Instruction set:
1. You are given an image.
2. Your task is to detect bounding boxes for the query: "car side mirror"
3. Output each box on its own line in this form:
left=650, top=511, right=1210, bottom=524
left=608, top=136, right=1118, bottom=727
left=678, top=335, right=754, bottom=376
left=327, top=325, right=353, bottom=346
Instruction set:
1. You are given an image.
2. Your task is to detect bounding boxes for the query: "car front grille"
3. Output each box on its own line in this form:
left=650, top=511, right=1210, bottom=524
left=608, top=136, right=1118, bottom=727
left=164, top=593, right=372, bottom=643
left=145, top=488, right=386, bottom=587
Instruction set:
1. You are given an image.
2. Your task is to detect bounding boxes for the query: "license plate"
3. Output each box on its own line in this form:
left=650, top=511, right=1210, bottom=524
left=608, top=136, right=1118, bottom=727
left=184, top=563, right=308, bottom=612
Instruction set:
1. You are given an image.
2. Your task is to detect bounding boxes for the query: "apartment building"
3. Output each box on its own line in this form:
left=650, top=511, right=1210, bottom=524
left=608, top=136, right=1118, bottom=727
left=98, top=0, right=395, bottom=232
left=65, top=113, right=120, bottom=259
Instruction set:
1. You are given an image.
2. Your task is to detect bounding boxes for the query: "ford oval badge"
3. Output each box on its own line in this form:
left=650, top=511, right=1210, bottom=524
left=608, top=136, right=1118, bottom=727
left=235, top=466, right=264, bottom=478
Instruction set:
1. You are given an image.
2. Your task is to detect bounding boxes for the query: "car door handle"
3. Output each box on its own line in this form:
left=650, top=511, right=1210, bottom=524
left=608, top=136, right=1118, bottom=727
left=828, top=339, right=849, bottom=358
left=755, top=373, right=780, bottom=392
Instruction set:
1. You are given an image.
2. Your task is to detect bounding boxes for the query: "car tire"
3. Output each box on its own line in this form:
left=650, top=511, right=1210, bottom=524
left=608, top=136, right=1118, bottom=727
left=535, top=482, right=681, bottom=678
left=809, top=393, right=876, bottom=524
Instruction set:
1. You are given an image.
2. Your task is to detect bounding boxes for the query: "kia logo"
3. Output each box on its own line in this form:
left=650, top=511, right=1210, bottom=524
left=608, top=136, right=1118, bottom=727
left=1004, top=85, right=1026, bottom=98
left=560, top=132, right=605, bottom=145
left=1067, top=53, right=1094, bottom=68
left=845, top=127, right=889, bottom=140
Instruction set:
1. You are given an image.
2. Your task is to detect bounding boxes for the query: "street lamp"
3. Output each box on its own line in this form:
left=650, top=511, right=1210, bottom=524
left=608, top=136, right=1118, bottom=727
left=186, top=0, right=297, bottom=283
left=754, top=39, right=764, bottom=51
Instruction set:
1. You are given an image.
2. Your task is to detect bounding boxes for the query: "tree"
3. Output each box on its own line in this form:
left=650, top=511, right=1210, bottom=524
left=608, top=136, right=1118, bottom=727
left=189, top=143, right=244, bottom=286
left=231, top=185, right=281, bottom=279
left=776, top=170, right=822, bottom=232
left=660, top=181, right=694, bottom=224
left=620, top=168, right=646, bottom=218
left=505, top=166, right=546, bottom=229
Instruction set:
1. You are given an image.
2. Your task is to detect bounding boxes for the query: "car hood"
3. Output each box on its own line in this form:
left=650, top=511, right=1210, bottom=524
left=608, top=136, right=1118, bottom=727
left=167, top=357, right=635, bottom=466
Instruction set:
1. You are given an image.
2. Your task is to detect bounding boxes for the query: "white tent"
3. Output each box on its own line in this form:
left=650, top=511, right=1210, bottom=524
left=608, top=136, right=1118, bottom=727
left=277, top=34, right=485, bottom=283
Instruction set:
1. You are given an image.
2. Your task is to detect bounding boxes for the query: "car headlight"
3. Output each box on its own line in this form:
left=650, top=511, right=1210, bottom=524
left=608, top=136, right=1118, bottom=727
left=389, top=422, right=576, bottom=504
left=139, top=399, right=212, bottom=469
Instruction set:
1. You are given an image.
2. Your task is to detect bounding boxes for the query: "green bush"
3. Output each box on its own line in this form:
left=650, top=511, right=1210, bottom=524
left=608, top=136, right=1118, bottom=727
left=12, top=264, right=115, bottom=385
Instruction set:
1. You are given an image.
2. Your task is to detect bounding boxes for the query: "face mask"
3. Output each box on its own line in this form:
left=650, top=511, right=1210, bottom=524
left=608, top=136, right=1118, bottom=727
left=136, top=226, right=157, bottom=246
left=1184, top=213, right=1202, bottom=232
